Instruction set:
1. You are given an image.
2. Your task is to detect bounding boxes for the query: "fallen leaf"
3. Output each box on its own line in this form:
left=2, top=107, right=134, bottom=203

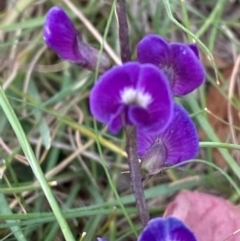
left=164, top=190, right=240, bottom=241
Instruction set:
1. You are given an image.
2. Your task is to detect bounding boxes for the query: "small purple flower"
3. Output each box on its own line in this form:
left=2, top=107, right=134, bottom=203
left=138, top=103, right=198, bottom=175
left=137, top=217, right=197, bottom=241
left=137, top=34, right=205, bottom=96
left=90, top=62, right=173, bottom=134
left=98, top=217, right=197, bottom=241
left=43, top=6, right=110, bottom=72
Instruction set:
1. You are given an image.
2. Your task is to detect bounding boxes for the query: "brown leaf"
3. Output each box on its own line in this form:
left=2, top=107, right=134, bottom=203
left=199, top=65, right=240, bottom=168
left=164, top=190, right=240, bottom=241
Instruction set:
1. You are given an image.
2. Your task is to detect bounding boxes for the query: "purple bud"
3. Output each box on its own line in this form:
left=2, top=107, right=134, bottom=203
left=43, top=6, right=110, bottom=73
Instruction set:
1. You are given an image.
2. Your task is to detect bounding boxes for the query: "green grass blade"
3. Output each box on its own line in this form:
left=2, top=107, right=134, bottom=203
left=0, top=192, right=27, bottom=241
left=189, top=94, right=240, bottom=180
left=0, top=86, right=76, bottom=241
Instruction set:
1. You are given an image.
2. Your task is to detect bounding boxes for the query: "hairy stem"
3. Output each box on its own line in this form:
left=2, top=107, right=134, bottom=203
left=116, top=0, right=149, bottom=226
left=125, top=126, right=150, bottom=226
left=116, top=0, right=131, bottom=62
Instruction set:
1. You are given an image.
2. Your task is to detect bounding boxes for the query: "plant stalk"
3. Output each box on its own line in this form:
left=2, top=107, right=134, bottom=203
left=125, top=126, right=150, bottom=226
left=116, top=0, right=131, bottom=62
left=116, top=0, right=149, bottom=226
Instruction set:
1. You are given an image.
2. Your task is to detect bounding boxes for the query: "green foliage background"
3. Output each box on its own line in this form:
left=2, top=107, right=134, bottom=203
left=0, top=0, right=240, bottom=240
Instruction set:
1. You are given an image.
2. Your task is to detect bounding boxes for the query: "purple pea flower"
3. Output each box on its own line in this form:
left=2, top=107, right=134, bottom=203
left=43, top=6, right=110, bottom=72
left=89, top=62, right=173, bottom=134
left=98, top=216, right=197, bottom=241
left=138, top=103, right=198, bottom=175
left=137, top=34, right=205, bottom=96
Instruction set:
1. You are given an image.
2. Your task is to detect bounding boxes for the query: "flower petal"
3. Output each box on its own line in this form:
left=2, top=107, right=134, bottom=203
left=90, top=62, right=173, bottom=134
left=169, top=43, right=205, bottom=95
left=137, top=217, right=197, bottom=241
left=137, top=34, right=169, bottom=66
left=89, top=63, right=140, bottom=132
left=129, top=64, right=173, bottom=133
left=108, top=105, right=125, bottom=133
left=160, top=103, right=199, bottom=165
left=138, top=103, right=198, bottom=173
left=137, top=131, right=156, bottom=157
left=188, top=43, right=199, bottom=58
left=43, top=6, right=83, bottom=63
left=137, top=34, right=205, bottom=96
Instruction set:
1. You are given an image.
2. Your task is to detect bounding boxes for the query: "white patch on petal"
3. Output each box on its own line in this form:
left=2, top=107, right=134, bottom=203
left=45, top=26, right=51, bottom=36
left=120, top=87, right=152, bottom=108
left=121, top=88, right=137, bottom=104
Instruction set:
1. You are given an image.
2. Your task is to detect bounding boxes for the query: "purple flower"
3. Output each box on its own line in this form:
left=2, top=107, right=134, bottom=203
left=98, top=217, right=197, bottom=241
left=137, top=217, right=197, bottom=241
left=89, top=62, right=173, bottom=134
left=137, top=34, right=205, bottom=96
left=138, top=103, right=198, bottom=175
left=43, top=6, right=110, bottom=72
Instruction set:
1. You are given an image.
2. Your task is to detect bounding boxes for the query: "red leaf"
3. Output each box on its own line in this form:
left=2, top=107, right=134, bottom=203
left=164, top=190, right=240, bottom=241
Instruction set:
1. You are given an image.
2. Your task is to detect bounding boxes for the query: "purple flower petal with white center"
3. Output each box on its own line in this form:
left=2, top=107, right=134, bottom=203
left=90, top=62, right=173, bottom=134
left=137, top=34, right=205, bottom=96
left=43, top=6, right=110, bottom=72
left=138, top=103, right=198, bottom=175
left=138, top=217, right=197, bottom=241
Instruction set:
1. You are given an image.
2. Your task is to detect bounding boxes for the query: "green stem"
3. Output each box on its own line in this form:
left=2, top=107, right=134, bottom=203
left=125, top=126, right=149, bottom=226
left=200, top=141, right=240, bottom=151
left=117, top=0, right=149, bottom=226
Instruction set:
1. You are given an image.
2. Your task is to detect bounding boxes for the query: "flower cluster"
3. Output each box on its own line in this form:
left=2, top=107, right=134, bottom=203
left=98, top=217, right=197, bottom=241
left=89, top=36, right=204, bottom=174
left=43, top=6, right=205, bottom=175
left=43, top=6, right=205, bottom=241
